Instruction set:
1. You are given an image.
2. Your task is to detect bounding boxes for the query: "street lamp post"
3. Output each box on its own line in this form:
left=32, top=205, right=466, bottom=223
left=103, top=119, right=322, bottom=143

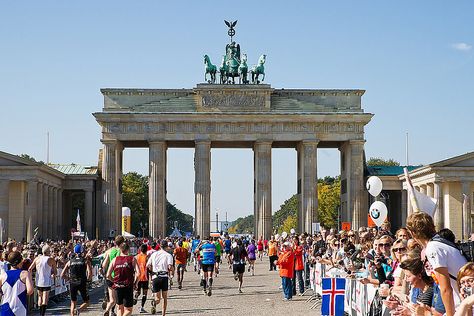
left=140, top=222, right=148, bottom=238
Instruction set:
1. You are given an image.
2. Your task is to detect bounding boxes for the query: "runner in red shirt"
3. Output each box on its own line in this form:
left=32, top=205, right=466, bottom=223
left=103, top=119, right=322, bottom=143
left=257, top=237, right=264, bottom=261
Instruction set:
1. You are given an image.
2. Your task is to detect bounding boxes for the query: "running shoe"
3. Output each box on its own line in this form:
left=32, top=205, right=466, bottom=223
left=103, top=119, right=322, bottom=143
left=207, top=286, right=212, bottom=296
left=140, top=307, right=147, bottom=313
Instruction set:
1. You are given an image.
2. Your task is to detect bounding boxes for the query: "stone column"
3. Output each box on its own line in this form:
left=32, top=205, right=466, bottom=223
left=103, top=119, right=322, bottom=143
left=101, top=140, right=122, bottom=239
left=57, top=189, right=63, bottom=240
left=42, top=185, right=49, bottom=238
left=26, top=180, right=38, bottom=242
left=350, top=140, right=366, bottom=229
left=434, top=182, right=443, bottom=229
left=48, top=186, right=54, bottom=237
left=254, top=141, right=272, bottom=240
left=194, top=140, right=211, bottom=239
left=420, top=185, right=427, bottom=195
left=36, top=183, right=43, bottom=238
left=52, top=187, right=58, bottom=238
left=427, top=183, right=434, bottom=198
left=401, top=189, right=408, bottom=225
left=85, top=189, right=94, bottom=237
left=297, top=140, right=318, bottom=234
left=462, top=181, right=472, bottom=240
left=149, top=141, right=167, bottom=238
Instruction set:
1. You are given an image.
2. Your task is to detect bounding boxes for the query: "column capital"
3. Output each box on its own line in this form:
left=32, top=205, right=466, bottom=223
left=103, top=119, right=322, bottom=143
left=148, top=140, right=167, bottom=146
left=195, top=140, right=211, bottom=146
left=300, top=139, right=319, bottom=146
left=349, top=139, right=366, bottom=145
left=101, top=139, right=119, bottom=145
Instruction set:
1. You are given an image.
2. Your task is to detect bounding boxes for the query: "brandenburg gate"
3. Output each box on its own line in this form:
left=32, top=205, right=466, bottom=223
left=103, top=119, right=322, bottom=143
left=94, top=84, right=372, bottom=239
left=94, top=21, right=372, bottom=239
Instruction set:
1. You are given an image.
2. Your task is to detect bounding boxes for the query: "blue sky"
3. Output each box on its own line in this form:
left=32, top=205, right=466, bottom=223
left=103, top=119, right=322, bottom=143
left=1, top=1, right=473, bottom=221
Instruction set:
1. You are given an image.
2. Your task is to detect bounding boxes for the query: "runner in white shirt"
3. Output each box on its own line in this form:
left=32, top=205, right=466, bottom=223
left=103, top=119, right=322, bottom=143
left=28, top=245, right=57, bottom=316
left=147, top=240, right=174, bottom=316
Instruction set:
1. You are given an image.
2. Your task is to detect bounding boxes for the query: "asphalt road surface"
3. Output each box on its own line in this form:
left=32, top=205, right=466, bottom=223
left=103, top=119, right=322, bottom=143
left=35, top=256, right=320, bottom=315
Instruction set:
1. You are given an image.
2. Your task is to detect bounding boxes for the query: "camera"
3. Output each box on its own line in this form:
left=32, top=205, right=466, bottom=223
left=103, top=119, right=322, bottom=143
left=464, top=287, right=473, bottom=298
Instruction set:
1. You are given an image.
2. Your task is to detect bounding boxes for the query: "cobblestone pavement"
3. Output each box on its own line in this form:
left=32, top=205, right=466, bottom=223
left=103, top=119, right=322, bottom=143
left=40, top=256, right=320, bottom=315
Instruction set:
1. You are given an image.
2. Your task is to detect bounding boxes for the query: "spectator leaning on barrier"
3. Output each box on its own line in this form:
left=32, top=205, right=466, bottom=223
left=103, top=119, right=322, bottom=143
left=406, top=212, right=467, bottom=316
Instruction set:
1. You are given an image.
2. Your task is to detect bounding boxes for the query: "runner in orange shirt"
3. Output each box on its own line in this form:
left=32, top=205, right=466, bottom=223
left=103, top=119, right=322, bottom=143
left=134, top=244, right=149, bottom=313
left=173, top=241, right=188, bottom=290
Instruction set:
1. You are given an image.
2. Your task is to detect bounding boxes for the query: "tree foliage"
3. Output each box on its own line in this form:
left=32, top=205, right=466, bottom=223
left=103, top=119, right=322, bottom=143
left=18, top=154, right=44, bottom=164
left=318, top=180, right=341, bottom=228
left=228, top=214, right=254, bottom=234
left=279, top=214, right=297, bottom=234
left=273, top=195, right=298, bottom=230
left=367, top=157, right=400, bottom=166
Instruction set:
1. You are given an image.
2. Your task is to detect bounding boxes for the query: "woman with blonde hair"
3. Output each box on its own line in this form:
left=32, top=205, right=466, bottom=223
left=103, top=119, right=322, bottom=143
left=454, top=262, right=474, bottom=315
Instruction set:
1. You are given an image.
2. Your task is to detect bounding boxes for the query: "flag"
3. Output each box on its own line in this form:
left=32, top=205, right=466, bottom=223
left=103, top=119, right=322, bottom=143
left=76, top=209, right=81, bottom=232
left=403, top=167, right=437, bottom=216
left=321, top=277, right=346, bottom=316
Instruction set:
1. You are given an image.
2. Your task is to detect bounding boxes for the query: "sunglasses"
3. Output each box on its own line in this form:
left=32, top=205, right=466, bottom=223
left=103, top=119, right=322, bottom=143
left=378, top=243, right=391, bottom=247
left=393, top=247, right=406, bottom=253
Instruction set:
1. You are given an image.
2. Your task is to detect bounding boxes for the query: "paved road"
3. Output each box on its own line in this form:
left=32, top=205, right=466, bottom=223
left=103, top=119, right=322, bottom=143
left=39, top=256, right=320, bottom=315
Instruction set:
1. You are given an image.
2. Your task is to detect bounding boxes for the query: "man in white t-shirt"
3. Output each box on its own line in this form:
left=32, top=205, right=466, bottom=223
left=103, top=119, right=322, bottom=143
left=147, top=240, right=173, bottom=315
left=407, top=212, right=467, bottom=316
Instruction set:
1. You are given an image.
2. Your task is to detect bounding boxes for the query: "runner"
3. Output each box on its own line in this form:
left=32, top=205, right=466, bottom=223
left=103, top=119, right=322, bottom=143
left=28, top=244, right=57, bottom=316
left=224, top=235, right=232, bottom=269
left=106, top=242, right=139, bottom=316
left=102, top=235, right=125, bottom=316
left=0, top=251, right=34, bottom=315
left=61, top=244, right=92, bottom=316
left=268, top=236, right=278, bottom=271
left=213, top=237, right=222, bottom=277
left=231, top=239, right=248, bottom=293
left=257, top=236, right=264, bottom=261
left=173, top=240, right=188, bottom=289
left=191, top=236, right=201, bottom=272
left=246, top=239, right=257, bottom=276
left=199, top=238, right=216, bottom=296
left=134, top=244, right=149, bottom=313
left=147, top=240, right=174, bottom=316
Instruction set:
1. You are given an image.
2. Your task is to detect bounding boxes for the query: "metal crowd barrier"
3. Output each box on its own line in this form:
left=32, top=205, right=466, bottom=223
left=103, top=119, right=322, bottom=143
left=307, top=264, right=384, bottom=315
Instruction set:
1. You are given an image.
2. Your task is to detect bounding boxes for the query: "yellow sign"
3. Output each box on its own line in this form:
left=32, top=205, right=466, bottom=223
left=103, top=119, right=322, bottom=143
left=122, top=207, right=131, bottom=234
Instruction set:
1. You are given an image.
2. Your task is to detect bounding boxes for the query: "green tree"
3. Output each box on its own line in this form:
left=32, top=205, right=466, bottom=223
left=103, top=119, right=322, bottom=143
left=279, top=214, right=297, bottom=234
left=272, top=195, right=298, bottom=232
left=122, top=172, right=149, bottom=235
left=18, top=154, right=44, bottom=164
left=318, top=180, right=341, bottom=228
left=367, top=157, right=400, bottom=166
left=228, top=214, right=254, bottom=234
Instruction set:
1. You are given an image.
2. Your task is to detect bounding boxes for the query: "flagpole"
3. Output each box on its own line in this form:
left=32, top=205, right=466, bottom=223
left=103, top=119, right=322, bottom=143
left=405, top=132, right=409, bottom=166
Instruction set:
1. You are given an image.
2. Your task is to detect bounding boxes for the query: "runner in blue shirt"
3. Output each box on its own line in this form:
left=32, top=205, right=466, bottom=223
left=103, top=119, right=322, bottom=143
left=199, top=239, right=216, bottom=296
left=224, top=236, right=232, bottom=269
left=191, top=236, right=201, bottom=272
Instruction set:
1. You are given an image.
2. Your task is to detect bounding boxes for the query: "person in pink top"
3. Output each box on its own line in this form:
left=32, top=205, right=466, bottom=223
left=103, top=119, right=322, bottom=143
left=257, top=237, right=264, bottom=261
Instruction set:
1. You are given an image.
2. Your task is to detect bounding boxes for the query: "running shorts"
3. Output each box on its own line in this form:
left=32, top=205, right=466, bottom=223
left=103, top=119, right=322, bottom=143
left=177, top=264, right=186, bottom=271
left=137, top=281, right=149, bottom=290
left=106, top=279, right=114, bottom=289
left=37, top=286, right=51, bottom=292
left=70, top=283, right=89, bottom=302
left=201, top=263, right=215, bottom=273
left=116, top=286, right=134, bottom=308
left=215, top=256, right=221, bottom=263
left=233, top=263, right=245, bottom=274
left=152, top=276, right=169, bottom=292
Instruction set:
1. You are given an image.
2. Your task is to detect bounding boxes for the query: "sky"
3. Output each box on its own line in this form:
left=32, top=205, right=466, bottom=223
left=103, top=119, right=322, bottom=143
left=1, top=1, right=473, bottom=222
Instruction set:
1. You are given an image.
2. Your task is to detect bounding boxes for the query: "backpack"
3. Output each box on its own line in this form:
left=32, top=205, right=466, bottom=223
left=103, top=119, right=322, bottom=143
left=430, top=235, right=473, bottom=262
left=430, top=235, right=473, bottom=280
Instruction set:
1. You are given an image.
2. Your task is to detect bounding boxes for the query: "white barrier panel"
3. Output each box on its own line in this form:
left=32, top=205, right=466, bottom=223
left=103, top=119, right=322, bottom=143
left=311, top=264, right=385, bottom=315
